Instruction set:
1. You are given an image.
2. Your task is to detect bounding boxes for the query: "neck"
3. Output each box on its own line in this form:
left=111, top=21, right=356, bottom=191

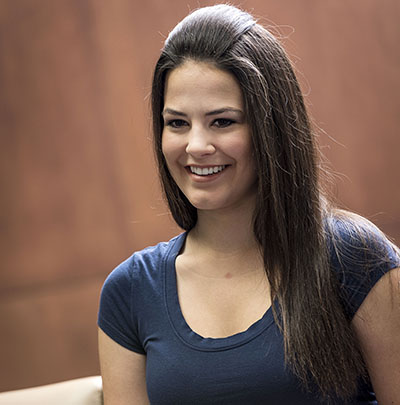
left=187, top=201, right=259, bottom=256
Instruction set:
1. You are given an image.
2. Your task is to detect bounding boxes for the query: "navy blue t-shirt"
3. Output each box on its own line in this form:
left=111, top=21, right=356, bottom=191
left=98, top=224, right=399, bottom=404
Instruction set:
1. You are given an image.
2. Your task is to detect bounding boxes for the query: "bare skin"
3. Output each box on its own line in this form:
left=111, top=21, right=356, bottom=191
left=175, top=209, right=270, bottom=339
left=98, top=328, right=149, bottom=405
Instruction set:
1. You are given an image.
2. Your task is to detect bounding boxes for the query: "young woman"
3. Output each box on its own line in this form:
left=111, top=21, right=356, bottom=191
left=98, top=5, right=400, bottom=404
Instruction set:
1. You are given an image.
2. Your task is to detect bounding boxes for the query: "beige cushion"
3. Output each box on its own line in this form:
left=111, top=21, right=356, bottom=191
left=0, top=376, right=103, bottom=405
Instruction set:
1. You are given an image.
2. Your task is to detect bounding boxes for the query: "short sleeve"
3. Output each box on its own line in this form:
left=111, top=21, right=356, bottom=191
left=328, top=215, right=400, bottom=319
left=98, top=257, right=145, bottom=354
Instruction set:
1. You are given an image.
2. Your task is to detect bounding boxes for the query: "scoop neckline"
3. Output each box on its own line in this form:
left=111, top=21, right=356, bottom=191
left=164, top=232, right=275, bottom=352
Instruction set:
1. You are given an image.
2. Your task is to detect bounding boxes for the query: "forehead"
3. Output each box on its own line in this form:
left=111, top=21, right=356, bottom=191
left=163, top=60, right=244, bottom=109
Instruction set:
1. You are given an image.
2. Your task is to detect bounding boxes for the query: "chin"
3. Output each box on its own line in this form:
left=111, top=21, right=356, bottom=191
left=189, top=201, right=217, bottom=211
left=187, top=196, right=223, bottom=211
left=190, top=199, right=231, bottom=212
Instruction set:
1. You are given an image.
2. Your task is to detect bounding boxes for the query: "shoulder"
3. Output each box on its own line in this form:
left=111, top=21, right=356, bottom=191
left=326, top=214, right=400, bottom=402
left=325, top=210, right=399, bottom=268
left=103, top=232, right=186, bottom=289
left=325, top=210, right=400, bottom=318
left=98, top=233, right=186, bottom=353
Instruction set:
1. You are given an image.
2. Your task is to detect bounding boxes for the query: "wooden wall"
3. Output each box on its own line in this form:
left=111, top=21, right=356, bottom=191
left=0, top=0, right=398, bottom=391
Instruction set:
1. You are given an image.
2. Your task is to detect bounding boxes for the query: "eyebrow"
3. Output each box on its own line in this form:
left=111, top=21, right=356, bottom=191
left=162, top=107, right=243, bottom=117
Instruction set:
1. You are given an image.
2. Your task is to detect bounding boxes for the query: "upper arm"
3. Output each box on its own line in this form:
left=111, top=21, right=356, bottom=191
left=352, top=267, right=400, bottom=404
left=98, top=328, right=150, bottom=405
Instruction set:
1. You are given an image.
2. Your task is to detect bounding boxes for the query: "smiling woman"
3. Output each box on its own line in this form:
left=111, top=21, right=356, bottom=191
left=161, top=60, right=257, bottom=213
left=97, top=4, right=400, bottom=404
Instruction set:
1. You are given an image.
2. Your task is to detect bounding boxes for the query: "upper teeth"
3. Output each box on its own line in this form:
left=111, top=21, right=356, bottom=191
left=190, top=165, right=226, bottom=176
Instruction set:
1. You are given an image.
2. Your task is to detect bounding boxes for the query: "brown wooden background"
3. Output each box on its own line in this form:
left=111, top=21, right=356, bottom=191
left=1, top=0, right=399, bottom=391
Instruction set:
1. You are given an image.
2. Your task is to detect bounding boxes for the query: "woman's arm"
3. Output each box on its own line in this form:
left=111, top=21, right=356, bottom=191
left=98, top=328, right=150, bottom=405
left=352, top=267, right=400, bottom=404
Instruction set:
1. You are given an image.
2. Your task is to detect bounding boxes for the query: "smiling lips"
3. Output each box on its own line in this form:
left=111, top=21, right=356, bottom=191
left=189, top=165, right=227, bottom=176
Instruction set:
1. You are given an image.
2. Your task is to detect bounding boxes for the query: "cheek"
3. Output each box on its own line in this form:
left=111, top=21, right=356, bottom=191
left=227, top=136, right=253, bottom=163
left=161, top=133, right=174, bottom=163
left=161, top=133, right=183, bottom=172
left=232, top=137, right=257, bottom=179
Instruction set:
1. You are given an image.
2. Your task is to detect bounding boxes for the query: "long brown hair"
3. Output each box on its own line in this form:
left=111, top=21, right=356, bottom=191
left=151, top=4, right=373, bottom=400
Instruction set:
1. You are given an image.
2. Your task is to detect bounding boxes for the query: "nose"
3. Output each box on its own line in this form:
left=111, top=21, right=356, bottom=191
left=185, top=126, right=216, bottom=157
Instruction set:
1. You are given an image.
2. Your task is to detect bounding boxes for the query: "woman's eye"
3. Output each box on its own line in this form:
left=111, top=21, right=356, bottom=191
left=165, top=119, right=188, bottom=129
left=213, top=118, right=235, bottom=128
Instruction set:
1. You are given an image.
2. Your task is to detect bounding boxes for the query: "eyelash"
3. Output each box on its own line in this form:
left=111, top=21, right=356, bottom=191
left=213, top=118, right=235, bottom=128
left=165, top=118, right=236, bottom=129
left=165, top=119, right=188, bottom=129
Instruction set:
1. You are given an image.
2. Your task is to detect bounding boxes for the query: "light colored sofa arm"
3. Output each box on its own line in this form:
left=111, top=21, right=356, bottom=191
left=0, top=376, right=103, bottom=405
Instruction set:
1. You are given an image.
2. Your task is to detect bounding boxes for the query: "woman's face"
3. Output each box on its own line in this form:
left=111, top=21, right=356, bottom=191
left=161, top=60, right=257, bottom=213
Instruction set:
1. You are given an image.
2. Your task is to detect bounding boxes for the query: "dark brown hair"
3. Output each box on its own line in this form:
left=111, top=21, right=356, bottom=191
left=151, top=4, right=382, bottom=401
